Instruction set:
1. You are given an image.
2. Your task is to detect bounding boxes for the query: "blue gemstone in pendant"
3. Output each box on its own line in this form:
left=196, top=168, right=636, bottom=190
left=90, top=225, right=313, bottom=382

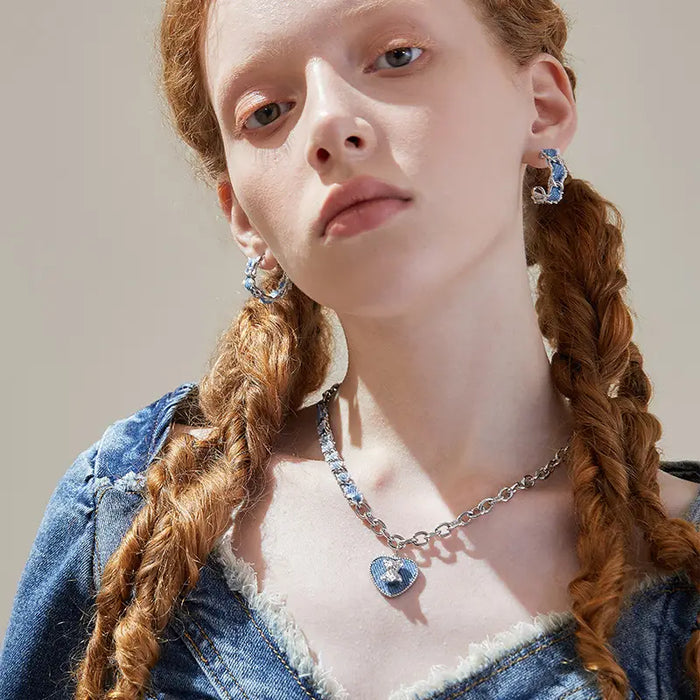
left=370, top=556, right=419, bottom=597
left=542, top=148, right=559, bottom=158
left=336, top=471, right=351, bottom=484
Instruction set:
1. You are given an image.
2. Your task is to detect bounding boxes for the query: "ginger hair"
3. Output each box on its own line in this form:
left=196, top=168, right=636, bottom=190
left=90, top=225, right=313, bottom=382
left=72, top=1, right=700, bottom=698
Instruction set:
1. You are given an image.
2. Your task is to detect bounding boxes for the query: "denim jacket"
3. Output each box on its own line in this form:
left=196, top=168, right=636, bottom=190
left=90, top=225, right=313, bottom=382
left=1, top=381, right=699, bottom=699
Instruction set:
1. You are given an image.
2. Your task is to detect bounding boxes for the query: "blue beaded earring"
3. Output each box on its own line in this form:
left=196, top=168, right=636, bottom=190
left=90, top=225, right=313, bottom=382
left=243, top=255, right=292, bottom=304
left=531, top=148, right=568, bottom=205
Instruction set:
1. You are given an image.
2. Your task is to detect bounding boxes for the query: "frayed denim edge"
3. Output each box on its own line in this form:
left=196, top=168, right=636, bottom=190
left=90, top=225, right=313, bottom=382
left=210, top=508, right=688, bottom=700
left=211, top=507, right=351, bottom=700
left=388, top=567, right=688, bottom=700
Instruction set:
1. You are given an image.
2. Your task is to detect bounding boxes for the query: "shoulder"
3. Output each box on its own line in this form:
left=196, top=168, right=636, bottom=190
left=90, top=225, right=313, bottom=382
left=89, top=382, right=202, bottom=579
left=32, top=380, right=202, bottom=591
left=0, top=380, right=200, bottom=698
left=34, top=380, right=201, bottom=536
left=93, top=381, right=200, bottom=485
left=658, top=460, right=700, bottom=523
left=45, top=380, right=201, bottom=575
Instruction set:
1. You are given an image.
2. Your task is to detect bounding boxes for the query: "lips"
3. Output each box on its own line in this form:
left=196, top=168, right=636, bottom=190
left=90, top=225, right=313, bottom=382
left=317, top=175, right=412, bottom=237
left=324, top=198, right=412, bottom=239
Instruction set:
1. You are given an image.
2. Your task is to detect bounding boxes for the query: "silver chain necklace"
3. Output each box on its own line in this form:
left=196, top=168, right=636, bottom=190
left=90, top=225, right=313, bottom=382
left=316, top=382, right=573, bottom=598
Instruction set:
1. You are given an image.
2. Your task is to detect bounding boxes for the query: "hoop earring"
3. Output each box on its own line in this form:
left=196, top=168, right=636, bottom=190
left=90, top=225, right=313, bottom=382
left=243, top=255, right=292, bottom=304
left=531, top=148, right=568, bottom=205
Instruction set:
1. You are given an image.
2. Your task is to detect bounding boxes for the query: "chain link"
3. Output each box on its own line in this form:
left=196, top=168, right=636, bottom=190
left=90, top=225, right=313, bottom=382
left=319, top=383, right=571, bottom=554
left=354, top=451, right=566, bottom=551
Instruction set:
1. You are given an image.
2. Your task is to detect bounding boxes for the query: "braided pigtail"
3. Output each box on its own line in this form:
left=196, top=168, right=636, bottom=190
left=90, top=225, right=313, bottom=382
left=616, top=344, right=700, bottom=684
left=471, top=4, right=700, bottom=695
left=527, top=163, right=700, bottom=699
left=614, top=342, right=700, bottom=581
left=74, top=280, right=334, bottom=698
left=526, top=174, right=644, bottom=696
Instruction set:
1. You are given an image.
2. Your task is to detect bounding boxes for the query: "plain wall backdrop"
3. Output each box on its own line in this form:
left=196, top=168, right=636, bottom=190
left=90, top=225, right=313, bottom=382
left=1, top=0, right=698, bottom=641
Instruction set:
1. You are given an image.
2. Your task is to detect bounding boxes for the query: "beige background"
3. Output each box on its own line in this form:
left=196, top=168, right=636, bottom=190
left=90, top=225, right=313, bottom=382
left=1, top=0, right=698, bottom=642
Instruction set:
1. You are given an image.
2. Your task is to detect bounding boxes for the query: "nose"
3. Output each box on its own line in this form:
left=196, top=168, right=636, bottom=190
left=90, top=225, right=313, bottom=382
left=303, top=59, right=378, bottom=171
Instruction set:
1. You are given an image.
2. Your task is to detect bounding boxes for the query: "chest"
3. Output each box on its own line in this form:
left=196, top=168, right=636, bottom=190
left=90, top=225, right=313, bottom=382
left=150, top=435, right=700, bottom=698
left=229, top=467, right=589, bottom=698
left=262, top=561, right=579, bottom=698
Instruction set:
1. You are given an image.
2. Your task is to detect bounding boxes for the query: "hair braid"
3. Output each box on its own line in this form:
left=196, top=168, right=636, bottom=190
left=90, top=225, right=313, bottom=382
left=617, top=343, right=700, bottom=577
left=484, top=2, right=700, bottom=693
left=617, top=345, right=700, bottom=688
left=74, top=284, right=334, bottom=698
left=527, top=174, right=644, bottom=695
left=528, top=170, right=700, bottom=699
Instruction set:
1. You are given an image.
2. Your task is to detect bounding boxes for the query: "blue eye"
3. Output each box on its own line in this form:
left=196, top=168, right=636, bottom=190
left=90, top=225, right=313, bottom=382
left=242, top=101, right=294, bottom=132
left=372, top=46, right=424, bottom=71
left=238, top=44, right=425, bottom=134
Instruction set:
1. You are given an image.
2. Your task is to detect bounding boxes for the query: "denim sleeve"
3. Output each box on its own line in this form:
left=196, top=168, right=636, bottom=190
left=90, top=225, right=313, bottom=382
left=0, top=440, right=101, bottom=700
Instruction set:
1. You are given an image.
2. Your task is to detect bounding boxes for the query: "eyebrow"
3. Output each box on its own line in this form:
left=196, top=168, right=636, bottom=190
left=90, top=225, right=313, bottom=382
left=213, top=0, right=425, bottom=113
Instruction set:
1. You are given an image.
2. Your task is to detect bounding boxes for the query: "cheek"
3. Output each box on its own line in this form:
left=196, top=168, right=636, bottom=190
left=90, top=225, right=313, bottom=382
left=229, top=162, right=291, bottom=241
left=414, top=75, right=524, bottom=222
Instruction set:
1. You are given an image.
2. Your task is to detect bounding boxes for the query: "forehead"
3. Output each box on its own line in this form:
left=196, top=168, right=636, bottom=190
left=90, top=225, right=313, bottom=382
left=202, top=0, right=468, bottom=112
left=205, top=0, right=431, bottom=49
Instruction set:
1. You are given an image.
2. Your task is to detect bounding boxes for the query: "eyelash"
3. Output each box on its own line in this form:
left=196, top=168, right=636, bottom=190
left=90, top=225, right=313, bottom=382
left=233, top=41, right=427, bottom=137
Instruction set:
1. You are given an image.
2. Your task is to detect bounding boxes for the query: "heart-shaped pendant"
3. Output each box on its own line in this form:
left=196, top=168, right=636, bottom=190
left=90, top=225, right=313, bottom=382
left=370, top=555, right=419, bottom=597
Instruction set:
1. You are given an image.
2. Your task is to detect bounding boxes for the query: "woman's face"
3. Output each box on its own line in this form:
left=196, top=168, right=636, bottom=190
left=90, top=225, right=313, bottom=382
left=202, top=0, right=560, bottom=316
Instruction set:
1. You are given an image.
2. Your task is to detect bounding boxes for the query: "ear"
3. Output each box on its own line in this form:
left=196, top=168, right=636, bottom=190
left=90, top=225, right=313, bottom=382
left=216, top=175, right=279, bottom=270
left=522, top=53, right=577, bottom=169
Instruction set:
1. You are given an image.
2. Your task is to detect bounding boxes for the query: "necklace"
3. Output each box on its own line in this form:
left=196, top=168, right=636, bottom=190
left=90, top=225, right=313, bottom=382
left=315, top=383, right=573, bottom=598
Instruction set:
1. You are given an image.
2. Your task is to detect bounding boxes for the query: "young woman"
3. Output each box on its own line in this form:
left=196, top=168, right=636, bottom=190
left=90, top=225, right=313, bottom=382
left=2, top=0, right=699, bottom=698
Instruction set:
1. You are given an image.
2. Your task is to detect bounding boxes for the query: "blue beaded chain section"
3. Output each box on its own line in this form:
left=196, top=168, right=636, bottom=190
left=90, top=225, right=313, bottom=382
left=316, top=383, right=365, bottom=507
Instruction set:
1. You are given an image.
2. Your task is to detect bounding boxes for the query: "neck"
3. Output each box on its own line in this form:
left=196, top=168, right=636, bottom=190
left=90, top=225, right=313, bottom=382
left=326, top=231, right=575, bottom=498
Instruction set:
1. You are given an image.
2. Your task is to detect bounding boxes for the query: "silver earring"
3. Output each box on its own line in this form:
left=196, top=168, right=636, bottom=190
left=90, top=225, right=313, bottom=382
left=243, top=255, right=291, bottom=304
left=531, top=148, right=568, bottom=205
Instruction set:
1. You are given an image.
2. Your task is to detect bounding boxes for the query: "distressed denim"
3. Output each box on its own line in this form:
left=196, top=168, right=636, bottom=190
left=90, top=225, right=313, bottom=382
left=1, top=382, right=699, bottom=699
